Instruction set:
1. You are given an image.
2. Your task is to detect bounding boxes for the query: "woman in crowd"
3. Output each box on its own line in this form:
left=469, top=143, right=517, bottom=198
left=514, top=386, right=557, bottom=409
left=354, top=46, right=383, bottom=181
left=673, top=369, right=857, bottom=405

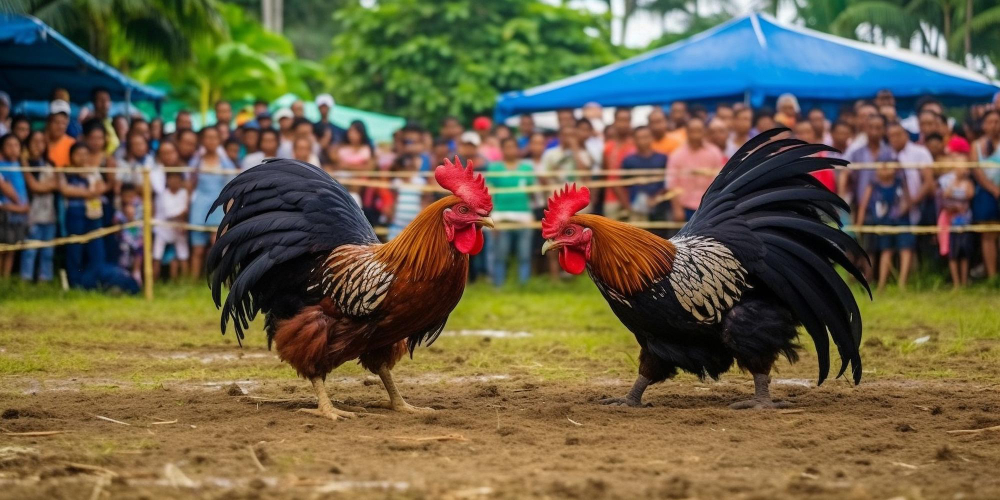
left=10, top=115, right=31, bottom=144
left=241, top=128, right=279, bottom=170
left=187, top=126, right=236, bottom=278
left=19, top=131, right=58, bottom=282
left=339, top=121, right=380, bottom=219
left=81, top=118, right=118, bottom=264
left=970, top=109, right=1000, bottom=279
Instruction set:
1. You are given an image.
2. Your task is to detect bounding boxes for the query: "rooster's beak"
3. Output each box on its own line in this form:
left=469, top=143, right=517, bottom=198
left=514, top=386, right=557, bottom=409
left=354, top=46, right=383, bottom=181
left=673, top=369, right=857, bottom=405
left=476, top=216, right=495, bottom=229
left=541, top=239, right=559, bottom=256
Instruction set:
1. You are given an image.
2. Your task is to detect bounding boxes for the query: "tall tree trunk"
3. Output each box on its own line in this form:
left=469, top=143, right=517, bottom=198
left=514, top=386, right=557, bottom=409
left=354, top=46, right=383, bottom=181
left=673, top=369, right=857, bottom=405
left=942, top=2, right=951, bottom=43
left=964, top=0, right=972, bottom=59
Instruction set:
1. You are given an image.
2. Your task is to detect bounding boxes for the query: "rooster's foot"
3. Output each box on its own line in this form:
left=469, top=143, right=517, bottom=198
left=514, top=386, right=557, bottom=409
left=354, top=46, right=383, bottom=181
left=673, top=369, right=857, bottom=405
left=332, top=402, right=367, bottom=413
left=728, top=398, right=793, bottom=410
left=297, top=407, right=357, bottom=421
left=599, top=396, right=645, bottom=407
left=368, top=400, right=434, bottom=413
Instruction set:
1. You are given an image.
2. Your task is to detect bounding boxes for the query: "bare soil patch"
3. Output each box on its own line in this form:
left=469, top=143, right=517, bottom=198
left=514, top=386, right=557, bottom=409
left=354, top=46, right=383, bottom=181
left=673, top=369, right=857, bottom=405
left=2, top=374, right=999, bottom=499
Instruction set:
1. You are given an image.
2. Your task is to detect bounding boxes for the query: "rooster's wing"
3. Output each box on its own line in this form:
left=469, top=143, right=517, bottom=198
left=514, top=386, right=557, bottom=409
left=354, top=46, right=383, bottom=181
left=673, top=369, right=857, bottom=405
left=206, top=159, right=379, bottom=342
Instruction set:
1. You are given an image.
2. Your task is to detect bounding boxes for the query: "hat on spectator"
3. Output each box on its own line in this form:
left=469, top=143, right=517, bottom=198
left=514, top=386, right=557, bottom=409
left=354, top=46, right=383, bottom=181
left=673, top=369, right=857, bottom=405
left=256, top=110, right=272, bottom=121
left=49, top=99, right=71, bottom=116
left=315, top=94, right=335, bottom=109
left=242, top=121, right=261, bottom=131
left=460, top=131, right=481, bottom=146
left=273, top=108, right=293, bottom=122
left=472, top=116, right=491, bottom=131
left=0, top=91, right=10, bottom=107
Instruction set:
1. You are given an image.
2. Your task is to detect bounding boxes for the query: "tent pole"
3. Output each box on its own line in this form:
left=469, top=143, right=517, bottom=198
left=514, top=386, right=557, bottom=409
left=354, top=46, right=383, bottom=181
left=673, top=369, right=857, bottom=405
left=125, top=88, right=132, bottom=123
left=743, top=90, right=750, bottom=106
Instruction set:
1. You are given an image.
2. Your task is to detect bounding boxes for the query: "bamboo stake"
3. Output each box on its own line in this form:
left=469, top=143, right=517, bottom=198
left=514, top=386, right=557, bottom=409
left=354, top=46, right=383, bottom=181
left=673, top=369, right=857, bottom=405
left=142, top=169, right=154, bottom=301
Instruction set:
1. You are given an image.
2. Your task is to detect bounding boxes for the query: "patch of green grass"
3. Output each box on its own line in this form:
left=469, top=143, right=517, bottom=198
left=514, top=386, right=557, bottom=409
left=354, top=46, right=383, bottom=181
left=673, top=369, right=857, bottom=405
left=1, top=277, right=998, bottom=386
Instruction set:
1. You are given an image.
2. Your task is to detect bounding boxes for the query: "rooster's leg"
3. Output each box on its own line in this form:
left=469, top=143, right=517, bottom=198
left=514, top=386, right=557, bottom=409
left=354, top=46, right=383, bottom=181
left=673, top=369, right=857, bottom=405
left=369, top=366, right=433, bottom=413
left=599, top=375, right=650, bottom=407
left=298, top=377, right=357, bottom=421
left=729, top=372, right=792, bottom=409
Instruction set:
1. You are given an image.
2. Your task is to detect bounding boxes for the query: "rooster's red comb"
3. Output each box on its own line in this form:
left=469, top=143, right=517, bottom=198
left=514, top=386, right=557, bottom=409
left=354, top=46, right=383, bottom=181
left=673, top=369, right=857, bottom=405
left=435, top=156, right=492, bottom=212
left=542, top=183, right=590, bottom=239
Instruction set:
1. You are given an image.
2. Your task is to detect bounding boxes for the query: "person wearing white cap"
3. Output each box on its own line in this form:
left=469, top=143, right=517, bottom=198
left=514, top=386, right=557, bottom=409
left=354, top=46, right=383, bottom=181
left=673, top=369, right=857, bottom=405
left=46, top=100, right=76, bottom=167
left=272, top=108, right=295, bottom=157
left=0, top=91, right=11, bottom=136
left=314, top=93, right=346, bottom=146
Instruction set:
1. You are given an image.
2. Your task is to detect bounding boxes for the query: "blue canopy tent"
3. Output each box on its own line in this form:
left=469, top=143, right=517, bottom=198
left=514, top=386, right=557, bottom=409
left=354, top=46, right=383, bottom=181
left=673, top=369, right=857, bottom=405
left=495, top=13, right=999, bottom=120
left=0, top=14, right=164, bottom=108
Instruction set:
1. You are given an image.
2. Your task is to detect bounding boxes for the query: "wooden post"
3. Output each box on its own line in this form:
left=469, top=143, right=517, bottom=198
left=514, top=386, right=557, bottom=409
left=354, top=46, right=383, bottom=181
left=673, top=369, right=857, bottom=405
left=142, top=168, right=154, bottom=301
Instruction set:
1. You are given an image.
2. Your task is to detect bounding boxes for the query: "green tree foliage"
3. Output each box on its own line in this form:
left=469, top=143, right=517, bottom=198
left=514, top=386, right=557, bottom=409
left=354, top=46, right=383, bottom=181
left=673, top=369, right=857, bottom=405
left=326, top=0, right=622, bottom=126
left=130, top=3, right=326, bottom=119
left=831, top=0, right=1000, bottom=68
left=6, top=0, right=224, bottom=67
left=227, top=0, right=349, bottom=60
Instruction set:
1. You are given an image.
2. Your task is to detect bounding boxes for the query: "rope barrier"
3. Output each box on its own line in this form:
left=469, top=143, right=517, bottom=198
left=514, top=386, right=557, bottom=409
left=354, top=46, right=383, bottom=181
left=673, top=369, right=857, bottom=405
left=0, top=221, right=141, bottom=252
left=1, top=160, right=998, bottom=178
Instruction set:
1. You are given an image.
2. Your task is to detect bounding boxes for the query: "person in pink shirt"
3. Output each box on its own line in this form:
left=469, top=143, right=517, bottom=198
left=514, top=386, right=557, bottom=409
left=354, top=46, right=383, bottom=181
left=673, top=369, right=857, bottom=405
left=666, top=118, right=725, bottom=222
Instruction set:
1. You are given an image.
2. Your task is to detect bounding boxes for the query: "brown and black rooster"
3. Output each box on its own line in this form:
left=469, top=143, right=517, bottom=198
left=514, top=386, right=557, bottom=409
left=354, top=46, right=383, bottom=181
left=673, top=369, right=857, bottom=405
left=207, top=157, right=494, bottom=420
left=541, top=129, right=870, bottom=409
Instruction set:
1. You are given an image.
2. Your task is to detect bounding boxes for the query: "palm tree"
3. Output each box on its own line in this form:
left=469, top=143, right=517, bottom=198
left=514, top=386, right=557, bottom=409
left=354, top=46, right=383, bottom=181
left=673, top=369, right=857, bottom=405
left=6, top=0, right=223, bottom=68
left=130, top=3, right=325, bottom=119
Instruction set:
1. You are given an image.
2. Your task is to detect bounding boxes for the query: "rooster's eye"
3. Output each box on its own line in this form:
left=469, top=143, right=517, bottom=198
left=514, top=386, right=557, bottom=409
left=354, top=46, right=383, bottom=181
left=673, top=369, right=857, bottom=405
left=458, top=206, right=469, bottom=214
left=564, top=228, right=575, bottom=236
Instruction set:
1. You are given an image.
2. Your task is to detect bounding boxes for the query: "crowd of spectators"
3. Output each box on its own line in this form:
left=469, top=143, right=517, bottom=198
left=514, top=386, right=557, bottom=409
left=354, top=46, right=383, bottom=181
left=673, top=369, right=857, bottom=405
left=1, top=87, right=999, bottom=293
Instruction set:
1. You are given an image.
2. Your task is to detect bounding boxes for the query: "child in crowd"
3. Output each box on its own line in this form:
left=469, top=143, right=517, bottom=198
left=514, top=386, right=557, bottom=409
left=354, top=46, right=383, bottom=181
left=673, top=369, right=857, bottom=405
left=939, top=166, right=975, bottom=288
left=21, top=130, right=59, bottom=282
left=154, top=172, right=190, bottom=280
left=224, top=138, right=242, bottom=167
left=114, top=184, right=143, bottom=283
left=0, top=133, right=29, bottom=277
left=60, top=143, right=107, bottom=288
left=857, top=167, right=914, bottom=292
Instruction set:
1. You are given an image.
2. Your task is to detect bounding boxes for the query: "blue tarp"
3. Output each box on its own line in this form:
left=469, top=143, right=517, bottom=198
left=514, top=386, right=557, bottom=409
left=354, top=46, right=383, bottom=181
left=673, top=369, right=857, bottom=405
left=495, top=13, right=1000, bottom=120
left=0, top=14, right=164, bottom=103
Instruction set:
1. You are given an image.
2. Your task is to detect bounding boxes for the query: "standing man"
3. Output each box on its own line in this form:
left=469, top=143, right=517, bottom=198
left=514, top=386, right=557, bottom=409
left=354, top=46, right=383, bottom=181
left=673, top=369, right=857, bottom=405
left=314, top=94, right=346, bottom=147
left=648, top=108, right=679, bottom=155
left=290, top=100, right=306, bottom=119
left=516, top=114, right=536, bottom=150
left=666, top=118, right=724, bottom=222
left=601, top=107, right=636, bottom=219
left=88, top=88, right=119, bottom=154
left=848, top=114, right=896, bottom=212
left=666, top=101, right=688, bottom=144
left=807, top=108, right=831, bottom=145
left=440, top=116, right=464, bottom=152
left=726, top=107, right=753, bottom=157
left=706, top=118, right=730, bottom=162
left=621, top=125, right=667, bottom=222
left=174, top=110, right=194, bottom=132
left=888, top=121, right=936, bottom=260
left=214, top=100, right=233, bottom=126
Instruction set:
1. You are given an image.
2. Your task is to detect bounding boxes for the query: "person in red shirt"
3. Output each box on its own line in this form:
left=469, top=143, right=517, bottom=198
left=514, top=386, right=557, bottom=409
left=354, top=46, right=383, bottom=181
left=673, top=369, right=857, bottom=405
left=794, top=121, right=836, bottom=192
left=601, top=107, right=636, bottom=219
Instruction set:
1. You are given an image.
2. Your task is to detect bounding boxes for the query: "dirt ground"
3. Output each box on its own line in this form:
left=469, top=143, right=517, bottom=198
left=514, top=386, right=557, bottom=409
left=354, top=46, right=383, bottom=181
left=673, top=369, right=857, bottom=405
left=2, top=372, right=999, bottom=500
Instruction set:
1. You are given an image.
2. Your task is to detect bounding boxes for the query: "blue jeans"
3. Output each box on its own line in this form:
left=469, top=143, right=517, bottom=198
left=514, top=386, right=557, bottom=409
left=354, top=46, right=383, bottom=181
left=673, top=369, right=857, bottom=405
left=491, top=228, right=533, bottom=287
left=20, top=222, right=56, bottom=282
left=65, top=207, right=105, bottom=289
